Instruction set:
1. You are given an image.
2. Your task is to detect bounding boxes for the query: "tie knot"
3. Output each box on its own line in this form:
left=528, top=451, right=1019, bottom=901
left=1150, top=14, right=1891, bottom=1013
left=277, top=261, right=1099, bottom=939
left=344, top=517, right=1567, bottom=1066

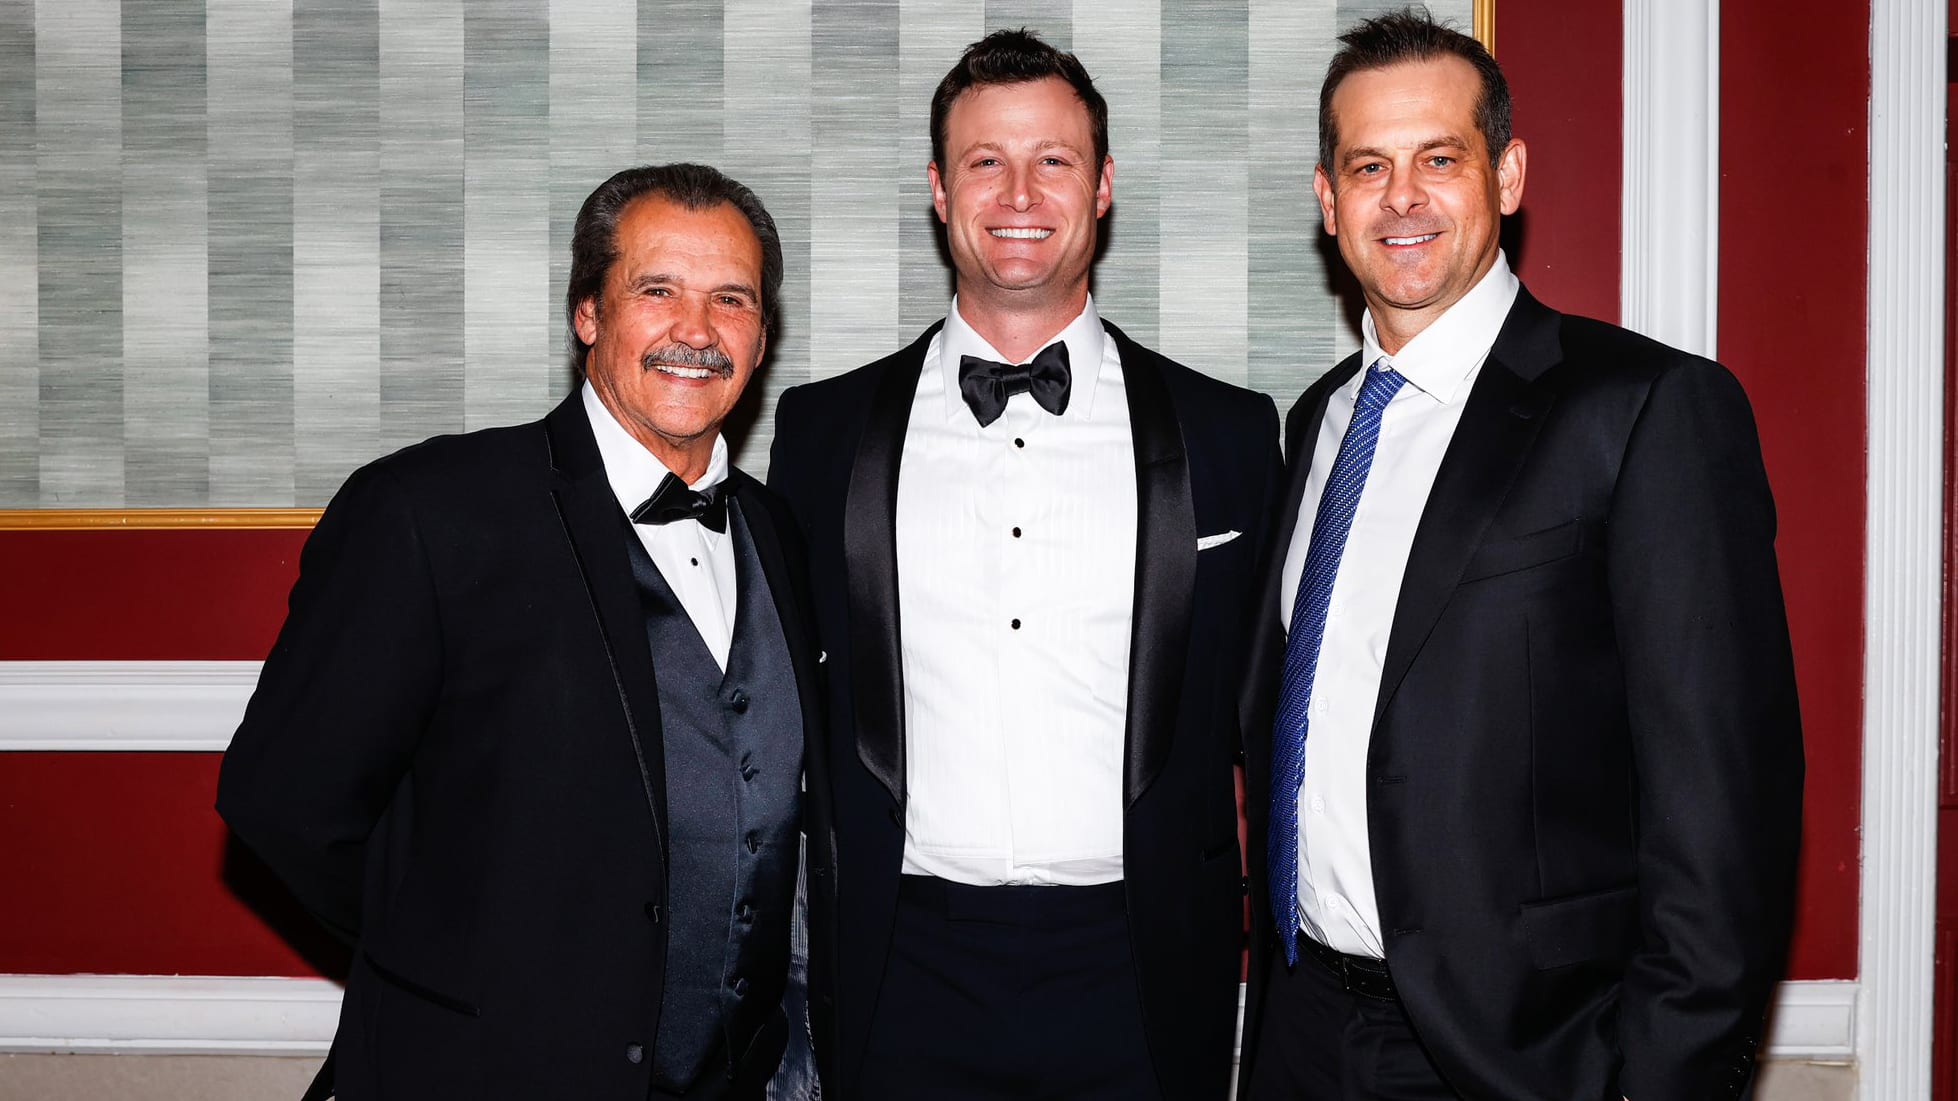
left=1357, top=360, right=1407, bottom=413
left=957, top=341, right=1073, bottom=427
left=631, top=473, right=730, bottom=534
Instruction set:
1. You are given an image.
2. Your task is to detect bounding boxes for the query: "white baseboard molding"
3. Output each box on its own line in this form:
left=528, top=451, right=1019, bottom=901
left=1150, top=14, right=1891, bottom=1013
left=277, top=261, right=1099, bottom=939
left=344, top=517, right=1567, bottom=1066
left=0, top=661, right=259, bottom=752
left=0, top=975, right=1854, bottom=1060
left=0, top=975, right=338, bottom=1056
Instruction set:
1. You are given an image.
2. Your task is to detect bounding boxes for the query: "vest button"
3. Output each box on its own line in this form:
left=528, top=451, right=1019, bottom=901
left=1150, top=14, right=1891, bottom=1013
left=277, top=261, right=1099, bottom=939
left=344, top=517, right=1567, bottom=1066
left=737, top=902, right=754, bottom=922
left=741, top=764, right=758, bottom=782
left=746, top=832, right=760, bottom=853
left=643, top=902, right=662, bottom=923
left=730, top=689, right=750, bottom=713
left=625, top=1042, right=644, bottom=1064
left=731, top=977, right=749, bottom=996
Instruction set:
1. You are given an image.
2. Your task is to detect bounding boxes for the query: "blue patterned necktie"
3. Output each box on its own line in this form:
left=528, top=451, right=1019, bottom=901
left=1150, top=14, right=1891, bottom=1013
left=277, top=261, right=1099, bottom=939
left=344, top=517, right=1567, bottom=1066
left=1269, top=360, right=1406, bottom=965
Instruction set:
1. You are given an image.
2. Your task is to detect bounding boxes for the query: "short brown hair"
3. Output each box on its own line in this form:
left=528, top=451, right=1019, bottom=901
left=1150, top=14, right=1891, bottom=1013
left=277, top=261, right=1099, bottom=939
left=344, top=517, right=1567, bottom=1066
left=1320, top=7, right=1511, bottom=175
left=930, top=28, right=1109, bottom=171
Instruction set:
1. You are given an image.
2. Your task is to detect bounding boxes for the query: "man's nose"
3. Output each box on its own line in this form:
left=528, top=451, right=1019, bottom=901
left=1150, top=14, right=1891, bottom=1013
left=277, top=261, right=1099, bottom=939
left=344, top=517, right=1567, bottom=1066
left=1383, top=164, right=1427, bottom=217
left=1001, top=164, right=1036, bottom=212
left=671, top=292, right=716, bottom=348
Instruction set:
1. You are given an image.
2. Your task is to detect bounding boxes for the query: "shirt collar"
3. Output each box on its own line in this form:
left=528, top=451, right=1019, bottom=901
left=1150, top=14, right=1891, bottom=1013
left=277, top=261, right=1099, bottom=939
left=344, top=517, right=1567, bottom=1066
left=1360, top=250, right=1520, bottom=405
left=581, top=381, right=730, bottom=520
left=938, top=295, right=1108, bottom=422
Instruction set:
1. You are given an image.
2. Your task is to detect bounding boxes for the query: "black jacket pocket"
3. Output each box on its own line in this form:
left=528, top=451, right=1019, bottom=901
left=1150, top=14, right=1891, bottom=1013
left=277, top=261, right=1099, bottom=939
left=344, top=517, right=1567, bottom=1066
left=1517, top=883, right=1638, bottom=970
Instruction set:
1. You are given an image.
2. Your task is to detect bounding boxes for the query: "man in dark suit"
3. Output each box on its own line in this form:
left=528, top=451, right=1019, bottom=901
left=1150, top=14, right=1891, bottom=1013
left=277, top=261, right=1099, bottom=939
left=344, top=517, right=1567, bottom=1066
left=767, top=29, right=1280, bottom=1101
left=1239, top=11, right=1804, bottom=1101
left=218, top=163, right=832, bottom=1101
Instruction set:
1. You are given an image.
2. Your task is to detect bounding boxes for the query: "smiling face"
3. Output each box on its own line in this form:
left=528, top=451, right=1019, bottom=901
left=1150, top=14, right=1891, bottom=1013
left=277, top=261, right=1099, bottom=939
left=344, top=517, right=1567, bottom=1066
left=573, top=195, right=767, bottom=481
left=1314, top=55, right=1525, bottom=352
left=929, top=76, right=1114, bottom=319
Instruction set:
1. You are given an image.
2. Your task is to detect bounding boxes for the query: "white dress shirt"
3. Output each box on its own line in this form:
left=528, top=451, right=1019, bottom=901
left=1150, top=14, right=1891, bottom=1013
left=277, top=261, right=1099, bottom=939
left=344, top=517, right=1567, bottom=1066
left=1280, top=253, right=1521, bottom=957
left=583, top=382, right=738, bottom=672
left=894, top=296, right=1138, bottom=886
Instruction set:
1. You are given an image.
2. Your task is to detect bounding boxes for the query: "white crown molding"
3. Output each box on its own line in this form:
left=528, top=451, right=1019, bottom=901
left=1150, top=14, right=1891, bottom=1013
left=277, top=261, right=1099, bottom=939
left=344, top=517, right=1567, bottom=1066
left=0, top=975, right=1844, bottom=1061
left=0, top=975, right=337, bottom=1056
left=0, top=661, right=259, bottom=752
left=1858, top=0, right=1946, bottom=1097
left=1620, top=0, right=1720, bottom=357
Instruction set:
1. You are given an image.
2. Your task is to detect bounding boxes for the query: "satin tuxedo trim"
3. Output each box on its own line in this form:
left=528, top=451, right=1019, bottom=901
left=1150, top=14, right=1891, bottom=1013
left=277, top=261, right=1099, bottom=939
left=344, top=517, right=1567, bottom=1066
left=840, top=320, right=1196, bottom=813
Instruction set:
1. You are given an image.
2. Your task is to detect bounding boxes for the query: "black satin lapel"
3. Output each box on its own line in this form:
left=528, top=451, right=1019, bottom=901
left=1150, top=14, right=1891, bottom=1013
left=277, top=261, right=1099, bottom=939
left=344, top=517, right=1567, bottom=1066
left=731, top=480, right=820, bottom=736
left=544, top=398, right=669, bottom=858
left=1373, top=360, right=1556, bottom=724
left=1239, top=358, right=1361, bottom=762
left=1113, top=334, right=1196, bottom=809
left=843, top=347, right=929, bottom=808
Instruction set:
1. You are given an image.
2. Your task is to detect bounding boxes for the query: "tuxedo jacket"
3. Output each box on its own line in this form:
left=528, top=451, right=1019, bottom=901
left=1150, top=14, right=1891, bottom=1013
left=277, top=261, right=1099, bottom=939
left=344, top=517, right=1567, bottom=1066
left=217, top=392, right=836, bottom=1101
left=766, top=320, right=1281, bottom=1099
left=1239, top=288, right=1804, bottom=1101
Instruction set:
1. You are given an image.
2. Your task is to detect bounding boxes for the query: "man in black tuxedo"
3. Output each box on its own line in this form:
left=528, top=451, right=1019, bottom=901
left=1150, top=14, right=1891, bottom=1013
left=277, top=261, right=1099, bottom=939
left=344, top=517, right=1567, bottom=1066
left=768, top=29, right=1279, bottom=1101
left=1240, top=11, right=1803, bottom=1101
left=218, top=164, right=832, bottom=1101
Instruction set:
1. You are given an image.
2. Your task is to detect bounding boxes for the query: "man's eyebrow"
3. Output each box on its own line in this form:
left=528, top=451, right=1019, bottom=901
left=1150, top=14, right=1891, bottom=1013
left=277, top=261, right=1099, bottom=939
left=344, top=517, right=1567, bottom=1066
left=1339, top=135, right=1472, bottom=167
left=623, top=272, right=758, bottom=301
left=953, top=139, right=1087, bottom=160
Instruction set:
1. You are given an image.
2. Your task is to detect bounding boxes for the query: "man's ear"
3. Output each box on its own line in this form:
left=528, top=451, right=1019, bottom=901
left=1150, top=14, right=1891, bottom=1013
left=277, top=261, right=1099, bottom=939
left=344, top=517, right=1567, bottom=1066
left=1095, top=155, right=1114, bottom=218
left=928, top=161, right=949, bottom=223
left=1496, top=138, right=1527, bottom=215
left=1313, top=165, right=1339, bottom=236
left=573, top=295, right=600, bottom=346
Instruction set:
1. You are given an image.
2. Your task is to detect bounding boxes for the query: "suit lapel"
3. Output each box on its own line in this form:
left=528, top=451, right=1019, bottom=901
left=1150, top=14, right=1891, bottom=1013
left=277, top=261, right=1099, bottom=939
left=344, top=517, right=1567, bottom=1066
left=1373, top=290, right=1562, bottom=725
left=843, top=325, right=940, bottom=808
left=732, top=475, right=822, bottom=742
left=544, top=393, right=670, bottom=860
left=1104, top=323, right=1196, bottom=808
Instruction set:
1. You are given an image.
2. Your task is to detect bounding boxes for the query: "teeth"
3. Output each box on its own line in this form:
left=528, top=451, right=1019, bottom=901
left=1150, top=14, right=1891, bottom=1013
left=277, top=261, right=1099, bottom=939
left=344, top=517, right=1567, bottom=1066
left=990, top=227, right=1053, bottom=240
left=1385, top=234, right=1439, bottom=246
left=654, top=364, right=715, bottom=380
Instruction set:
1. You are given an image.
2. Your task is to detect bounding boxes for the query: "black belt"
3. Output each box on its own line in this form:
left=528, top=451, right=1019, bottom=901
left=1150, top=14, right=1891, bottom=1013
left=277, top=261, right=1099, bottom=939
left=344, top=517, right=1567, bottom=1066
left=1297, top=931, right=1398, bottom=1002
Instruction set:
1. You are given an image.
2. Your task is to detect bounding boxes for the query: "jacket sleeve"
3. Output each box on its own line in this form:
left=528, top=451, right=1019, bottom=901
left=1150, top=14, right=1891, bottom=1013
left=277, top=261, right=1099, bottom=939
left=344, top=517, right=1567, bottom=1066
left=1605, top=360, right=1805, bottom=1099
left=216, top=462, right=445, bottom=941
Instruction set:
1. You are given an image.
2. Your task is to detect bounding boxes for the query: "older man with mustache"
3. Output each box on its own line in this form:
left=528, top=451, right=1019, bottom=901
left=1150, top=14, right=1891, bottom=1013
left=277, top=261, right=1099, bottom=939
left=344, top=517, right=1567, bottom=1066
left=220, top=163, right=833, bottom=1101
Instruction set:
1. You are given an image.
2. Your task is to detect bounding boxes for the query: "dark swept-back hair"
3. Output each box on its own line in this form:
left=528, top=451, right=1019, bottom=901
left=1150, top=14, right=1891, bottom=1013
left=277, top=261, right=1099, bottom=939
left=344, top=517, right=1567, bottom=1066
left=930, top=28, right=1109, bottom=171
left=564, top=162, right=784, bottom=378
left=1319, top=6, right=1511, bottom=177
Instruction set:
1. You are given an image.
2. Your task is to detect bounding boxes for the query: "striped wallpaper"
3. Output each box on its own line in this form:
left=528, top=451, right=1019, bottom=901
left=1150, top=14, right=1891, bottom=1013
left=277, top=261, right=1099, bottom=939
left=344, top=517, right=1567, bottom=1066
left=0, top=0, right=1471, bottom=508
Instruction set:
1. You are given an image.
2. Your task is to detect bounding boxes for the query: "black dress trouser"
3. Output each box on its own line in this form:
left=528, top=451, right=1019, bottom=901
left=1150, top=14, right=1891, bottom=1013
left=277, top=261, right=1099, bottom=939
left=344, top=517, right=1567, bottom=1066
left=857, top=875, right=1161, bottom=1100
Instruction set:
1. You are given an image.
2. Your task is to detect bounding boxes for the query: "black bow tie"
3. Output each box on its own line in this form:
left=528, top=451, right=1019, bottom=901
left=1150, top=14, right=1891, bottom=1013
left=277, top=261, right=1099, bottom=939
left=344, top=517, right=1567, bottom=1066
left=957, top=341, right=1072, bottom=427
left=630, top=473, right=729, bottom=534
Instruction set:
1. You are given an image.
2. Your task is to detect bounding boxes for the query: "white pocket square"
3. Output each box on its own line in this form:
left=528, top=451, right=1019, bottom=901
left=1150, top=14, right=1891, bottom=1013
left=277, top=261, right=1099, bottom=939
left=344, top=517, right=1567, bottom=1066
left=1196, top=530, right=1241, bottom=551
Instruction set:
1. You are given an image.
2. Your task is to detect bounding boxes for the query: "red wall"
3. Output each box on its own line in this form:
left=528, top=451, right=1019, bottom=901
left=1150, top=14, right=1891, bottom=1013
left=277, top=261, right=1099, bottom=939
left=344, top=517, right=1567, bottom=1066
left=0, top=531, right=328, bottom=977
left=0, top=0, right=1867, bottom=986
left=1716, top=0, right=1869, bottom=980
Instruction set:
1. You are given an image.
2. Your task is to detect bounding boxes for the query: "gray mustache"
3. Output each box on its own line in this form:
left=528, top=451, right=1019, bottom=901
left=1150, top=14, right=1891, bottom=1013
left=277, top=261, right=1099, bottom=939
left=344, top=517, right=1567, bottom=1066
left=640, top=344, right=735, bottom=378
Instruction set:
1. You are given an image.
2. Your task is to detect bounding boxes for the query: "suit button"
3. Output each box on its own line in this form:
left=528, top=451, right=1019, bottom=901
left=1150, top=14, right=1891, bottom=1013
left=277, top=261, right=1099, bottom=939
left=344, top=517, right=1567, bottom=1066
left=643, top=902, right=662, bottom=923
left=730, top=689, right=749, bottom=713
left=731, top=976, right=749, bottom=996
left=625, top=1042, right=644, bottom=1064
left=746, top=832, right=760, bottom=853
left=742, top=764, right=758, bottom=782
left=737, top=902, right=754, bottom=922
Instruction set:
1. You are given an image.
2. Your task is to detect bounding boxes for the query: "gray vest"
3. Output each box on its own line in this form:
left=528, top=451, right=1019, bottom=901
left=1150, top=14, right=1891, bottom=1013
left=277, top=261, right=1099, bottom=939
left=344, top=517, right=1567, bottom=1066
left=623, top=500, right=803, bottom=1095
